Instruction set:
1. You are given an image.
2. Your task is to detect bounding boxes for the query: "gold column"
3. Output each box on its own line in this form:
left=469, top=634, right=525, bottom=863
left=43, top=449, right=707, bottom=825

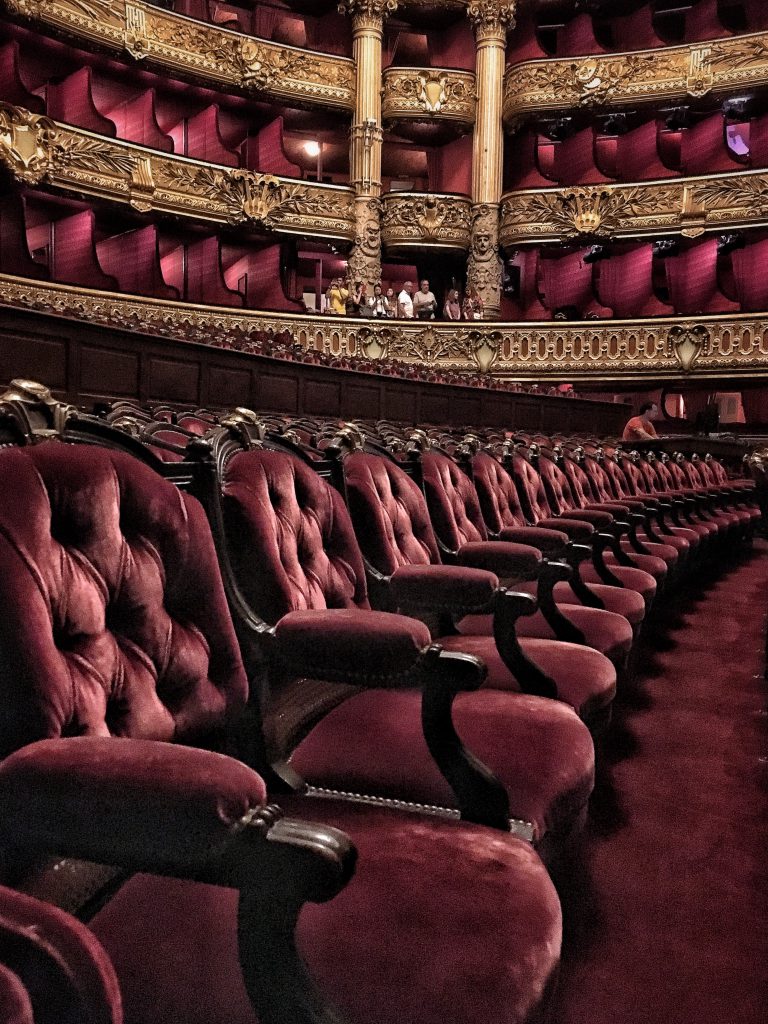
left=340, top=0, right=398, bottom=289
left=467, top=1, right=517, bottom=319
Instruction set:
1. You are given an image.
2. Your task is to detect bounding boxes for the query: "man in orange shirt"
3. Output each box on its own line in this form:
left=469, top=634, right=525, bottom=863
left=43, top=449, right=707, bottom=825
left=622, top=401, right=659, bottom=442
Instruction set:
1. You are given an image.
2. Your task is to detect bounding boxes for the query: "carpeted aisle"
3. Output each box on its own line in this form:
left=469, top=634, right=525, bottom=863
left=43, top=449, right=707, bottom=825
left=553, top=542, right=768, bottom=1024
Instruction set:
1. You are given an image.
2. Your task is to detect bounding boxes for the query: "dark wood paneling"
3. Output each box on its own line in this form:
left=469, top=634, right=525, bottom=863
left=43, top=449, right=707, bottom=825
left=0, top=306, right=627, bottom=435
left=257, top=372, right=299, bottom=414
left=304, top=380, right=342, bottom=417
left=0, top=331, right=67, bottom=390
left=147, top=357, right=200, bottom=403
left=208, top=364, right=253, bottom=408
left=79, top=345, right=139, bottom=398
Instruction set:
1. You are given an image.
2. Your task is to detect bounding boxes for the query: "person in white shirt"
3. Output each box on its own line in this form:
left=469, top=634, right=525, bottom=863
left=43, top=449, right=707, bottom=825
left=366, top=283, right=390, bottom=318
left=397, top=281, right=414, bottom=319
left=413, top=279, right=437, bottom=320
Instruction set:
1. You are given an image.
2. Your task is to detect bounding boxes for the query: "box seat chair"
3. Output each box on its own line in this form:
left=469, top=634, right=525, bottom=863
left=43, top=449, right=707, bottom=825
left=0, top=393, right=563, bottom=1024
left=507, top=447, right=661, bottom=608
left=186, top=416, right=596, bottom=867
left=399, top=433, right=635, bottom=670
left=461, top=441, right=648, bottom=634
left=328, top=431, right=618, bottom=735
left=675, top=452, right=760, bottom=534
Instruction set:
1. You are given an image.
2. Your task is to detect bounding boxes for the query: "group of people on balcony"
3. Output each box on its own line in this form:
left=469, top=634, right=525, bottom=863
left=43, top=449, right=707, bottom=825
left=325, top=278, right=485, bottom=320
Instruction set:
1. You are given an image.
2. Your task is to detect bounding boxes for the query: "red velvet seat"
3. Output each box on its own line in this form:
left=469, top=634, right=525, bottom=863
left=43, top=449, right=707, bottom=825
left=510, top=450, right=659, bottom=606
left=418, top=446, right=634, bottom=666
left=0, top=441, right=562, bottom=1024
left=470, top=450, right=647, bottom=628
left=214, top=440, right=595, bottom=851
left=339, top=449, right=617, bottom=729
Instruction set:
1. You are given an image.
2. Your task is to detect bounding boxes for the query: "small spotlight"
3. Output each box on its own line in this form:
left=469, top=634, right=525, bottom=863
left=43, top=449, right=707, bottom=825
left=304, top=140, right=321, bottom=158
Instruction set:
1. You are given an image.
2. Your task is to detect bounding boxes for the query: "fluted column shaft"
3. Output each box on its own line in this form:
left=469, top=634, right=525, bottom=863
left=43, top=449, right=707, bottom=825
left=341, top=1, right=397, bottom=289
left=467, top=2, right=516, bottom=319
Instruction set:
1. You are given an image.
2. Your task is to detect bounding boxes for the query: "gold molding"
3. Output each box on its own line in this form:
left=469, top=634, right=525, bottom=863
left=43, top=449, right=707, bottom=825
left=3, top=274, right=768, bottom=382
left=500, top=169, right=768, bottom=246
left=2, top=0, right=355, bottom=112
left=381, top=191, right=472, bottom=250
left=382, top=67, right=476, bottom=126
left=0, top=104, right=356, bottom=240
left=504, top=32, right=768, bottom=126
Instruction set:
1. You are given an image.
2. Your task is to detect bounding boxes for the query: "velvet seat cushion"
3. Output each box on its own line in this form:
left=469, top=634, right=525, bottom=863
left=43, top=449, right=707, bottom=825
left=290, top=687, right=594, bottom=844
left=91, top=798, right=562, bottom=1024
left=617, top=538, right=680, bottom=568
left=456, top=604, right=633, bottom=664
left=603, top=549, right=668, bottom=581
left=437, top=634, right=616, bottom=723
left=546, top=580, right=646, bottom=626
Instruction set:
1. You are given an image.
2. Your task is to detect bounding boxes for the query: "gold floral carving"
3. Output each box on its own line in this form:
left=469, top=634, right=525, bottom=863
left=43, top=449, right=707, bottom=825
left=467, top=204, right=503, bottom=319
left=467, top=1, right=517, bottom=40
left=500, top=172, right=768, bottom=246
left=338, top=0, right=398, bottom=18
left=2, top=0, right=355, bottom=111
left=0, top=105, right=355, bottom=239
left=381, top=193, right=472, bottom=249
left=2, top=274, right=768, bottom=381
left=504, top=32, right=768, bottom=125
left=382, top=68, right=476, bottom=125
left=347, top=197, right=383, bottom=289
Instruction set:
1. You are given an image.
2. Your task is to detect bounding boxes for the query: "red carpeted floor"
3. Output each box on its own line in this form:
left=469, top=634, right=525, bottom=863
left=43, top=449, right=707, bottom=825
left=553, top=542, right=768, bottom=1024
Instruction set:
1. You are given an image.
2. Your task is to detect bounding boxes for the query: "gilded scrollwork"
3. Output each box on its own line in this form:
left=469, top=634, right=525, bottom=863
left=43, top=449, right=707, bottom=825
left=2, top=274, right=768, bottom=380
left=381, top=193, right=472, bottom=250
left=500, top=172, right=768, bottom=246
left=382, top=68, right=476, bottom=125
left=0, top=104, right=355, bottom=239
left=504, top=32, right=768, bottom=125
left=2, top=0, right=355, bottom=111
left=347, top=197, right=383, bottom=288
left=467, top=204, right=503, bottom=319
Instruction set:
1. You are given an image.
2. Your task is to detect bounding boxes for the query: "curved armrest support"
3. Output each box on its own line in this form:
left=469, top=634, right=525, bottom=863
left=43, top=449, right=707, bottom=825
left=457, top=540, right=542, bottom=580
left=493, top=590, right=559, bottom=701
left=273, top=608, right=432, bottom=686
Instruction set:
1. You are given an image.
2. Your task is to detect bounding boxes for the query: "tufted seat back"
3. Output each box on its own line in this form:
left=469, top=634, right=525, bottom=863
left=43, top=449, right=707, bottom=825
left=420, top=451, right=488, bottom=552
left=560, top=458, right=596, bottom=510
left=471, top=452, right=529, bottom=533
left=617, top=456, right=647, bottom=495
left=0, top=442, right=247, bottom=759
left=599, top=456, right=633, bottom=501
left=342, top=451, right=441, bottom=576
left=650, top=458, right=676, bottom=491
left=666, top=459, right=690, bottom=490
left=221, top=448, right=370, bottom=623
left=536, top=457, right=578, bottom=516
left=511, top=453, right=555, bottom=524
left=635, top=458, right=659, bottom=494
left=581, top=455, right=615, bottom=503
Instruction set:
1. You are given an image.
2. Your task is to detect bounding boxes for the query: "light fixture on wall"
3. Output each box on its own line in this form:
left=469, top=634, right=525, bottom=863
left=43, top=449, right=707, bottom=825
left=303, top=140, right=321, bottom=158
left=303, top=139, right=323, bottom=181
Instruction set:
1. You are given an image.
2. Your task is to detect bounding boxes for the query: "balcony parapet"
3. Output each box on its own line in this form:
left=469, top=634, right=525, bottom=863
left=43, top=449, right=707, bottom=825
left=500, top=169, right=768, bottom=247
left=382, top=67, right=476, bottom=128
left=503, top=32, right=768, bottom=127
left=2, top=273, right=768, bottom=383
left=2, top=0, right=355, bottom=112
left=0, top=104, right=356, bottom=240
left=381, top=191, right=472, bottom=250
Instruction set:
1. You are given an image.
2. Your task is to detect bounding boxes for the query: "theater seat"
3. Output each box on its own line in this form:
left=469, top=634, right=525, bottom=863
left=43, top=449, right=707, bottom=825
left=0, top=440, right=562, bottom=1024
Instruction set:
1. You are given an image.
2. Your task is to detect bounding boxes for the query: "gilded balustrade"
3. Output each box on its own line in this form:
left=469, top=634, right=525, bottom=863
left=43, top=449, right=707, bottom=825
left=2, top=274, right=768, bottom=383
left=500, top=169, right=768, bottom=246
left=0, top=105, right=356, bottom=240
left=503, top=32, right=768, bottom=127
left=381, top=192, right=473, bottom=250
left=1, top=0, right=355, bottom=111
left=382, top=67, right=476, bottom=128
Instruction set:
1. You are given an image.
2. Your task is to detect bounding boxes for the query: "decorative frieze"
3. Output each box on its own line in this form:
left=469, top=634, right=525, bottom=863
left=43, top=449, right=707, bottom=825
left=381, top=192, right=472, bottom=250
left=2, top=0, right=355, bottom=111
left=504, top=32, right=768, bottom=127
left=0, top=104, right=355, bottom=239
left=500, top=171, right=768, bottom=246
left=382, top=67, right=476, bottom=127
left=5, top=275, right=760, bottom=382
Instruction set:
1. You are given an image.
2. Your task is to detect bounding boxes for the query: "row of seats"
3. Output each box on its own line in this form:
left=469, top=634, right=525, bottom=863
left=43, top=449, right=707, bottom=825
left=505, top=237, right=764, bottom=320
left=510, top=1, right=768, bottom=63
left=0, top=382, right=758, bottom=1024
left=508, top=112, right=763, bottom=190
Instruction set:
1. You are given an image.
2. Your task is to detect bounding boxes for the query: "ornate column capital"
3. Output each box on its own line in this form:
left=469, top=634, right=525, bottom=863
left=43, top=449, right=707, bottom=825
left=467, top=0, right=517, bottom=43
left=338, top=0, right=398, bottom=32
